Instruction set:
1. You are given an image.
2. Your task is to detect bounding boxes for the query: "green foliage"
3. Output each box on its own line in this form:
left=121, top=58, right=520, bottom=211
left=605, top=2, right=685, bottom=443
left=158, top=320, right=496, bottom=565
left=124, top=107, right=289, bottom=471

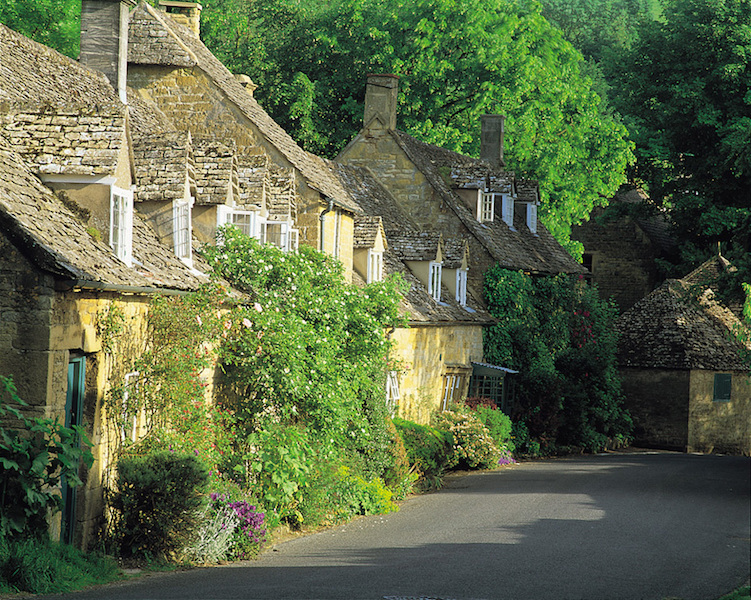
left=0, top=376, right=94, bottom=540
left=433, top=407, right=502, bottom=470
left=393, top=417, right=453, bottom=488
left=203, top=228, right=405, bottom=480
left=109, top=451, right=209, bottom=559
left=0, top=0, right=80, bottom=57
left=0, top=535, right=119, bottom=595
left=201, top=0, right=633, bottom=250
left=607, top=0, right=751, bottom=286
left=483, top=268, right=632, bottom=453
left=474, top=405, right=515, bottom=452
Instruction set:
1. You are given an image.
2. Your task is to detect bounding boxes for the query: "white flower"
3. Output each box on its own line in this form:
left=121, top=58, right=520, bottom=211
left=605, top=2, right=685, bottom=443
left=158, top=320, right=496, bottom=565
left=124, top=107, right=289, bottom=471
left=253, top=302, right=263, bottom=313
left=242, top=318, right=252, bottom=328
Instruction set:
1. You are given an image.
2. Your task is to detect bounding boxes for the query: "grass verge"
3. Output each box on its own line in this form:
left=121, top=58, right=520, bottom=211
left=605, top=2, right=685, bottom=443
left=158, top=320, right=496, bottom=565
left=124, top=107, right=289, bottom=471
left=0, top=536, right=121, bottom=595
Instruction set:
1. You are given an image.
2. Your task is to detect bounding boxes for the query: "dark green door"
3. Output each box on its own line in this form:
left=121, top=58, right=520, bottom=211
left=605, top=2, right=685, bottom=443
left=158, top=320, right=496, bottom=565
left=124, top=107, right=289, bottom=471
left=61, top=356, right=85, bottom=544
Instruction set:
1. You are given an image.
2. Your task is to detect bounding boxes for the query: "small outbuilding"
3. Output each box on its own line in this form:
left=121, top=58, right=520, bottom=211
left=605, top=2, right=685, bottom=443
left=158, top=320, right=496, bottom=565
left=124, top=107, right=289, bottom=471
left=616, top=258, right=750, bottom=455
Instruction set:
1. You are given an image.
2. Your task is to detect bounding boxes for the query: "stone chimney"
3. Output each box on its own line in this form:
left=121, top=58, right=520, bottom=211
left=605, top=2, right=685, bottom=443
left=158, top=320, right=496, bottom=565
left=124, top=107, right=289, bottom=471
left=80, top=0, right=136, bottom=104
left=480, top=114, right=505, bottom=168
left=158, top=0, right=202, bottom=36
left=234, top=74, right=258, bottom=98
left=363, top=74, right=399, bottom=131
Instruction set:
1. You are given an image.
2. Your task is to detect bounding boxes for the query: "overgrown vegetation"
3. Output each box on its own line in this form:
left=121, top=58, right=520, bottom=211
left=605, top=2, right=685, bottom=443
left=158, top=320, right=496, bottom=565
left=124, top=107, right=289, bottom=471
left=484, top=268, right=633, bottom=455
left=0, top=377, right=117, bottom=594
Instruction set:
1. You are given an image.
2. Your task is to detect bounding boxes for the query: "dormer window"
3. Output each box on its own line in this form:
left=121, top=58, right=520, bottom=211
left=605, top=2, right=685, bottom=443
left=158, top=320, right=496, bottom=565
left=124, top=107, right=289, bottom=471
left=527, top=202, right=538, bottom=235
left=265, top=222, right=299, bottom=252
left=429, top=261, right=442, bottom=302
left=367, top=249, right=383, bottom=283
left=110, top=186, right=133, bottom=266
left=501, top=195, right=515, bottom=231
left=456, top=268, right=468, bottom=306
left=173, top=198, right=193, bottom=264
left=478, top=192, right=495, bottom=223
left=217, top=206, right=264, bottom=241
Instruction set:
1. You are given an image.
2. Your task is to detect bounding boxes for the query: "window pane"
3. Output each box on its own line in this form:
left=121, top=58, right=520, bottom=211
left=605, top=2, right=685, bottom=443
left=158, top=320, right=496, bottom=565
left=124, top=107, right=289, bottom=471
left=713, top=373, right=732, bottom=402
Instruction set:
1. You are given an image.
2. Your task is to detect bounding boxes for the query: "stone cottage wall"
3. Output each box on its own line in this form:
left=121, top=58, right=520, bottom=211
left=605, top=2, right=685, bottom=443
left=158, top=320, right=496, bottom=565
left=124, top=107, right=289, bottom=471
left=688, top=369, right=751, bottom=455
left=619, top=367, right=690, bottom=450
left=391, top=323, right=484, bottom=425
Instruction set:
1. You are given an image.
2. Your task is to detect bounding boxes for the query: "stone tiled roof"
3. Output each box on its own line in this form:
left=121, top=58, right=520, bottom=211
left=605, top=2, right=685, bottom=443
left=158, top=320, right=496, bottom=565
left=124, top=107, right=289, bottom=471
left=616, top=188, right=679, bottom=258
left=0, top=134, right=206, bottom=291
left=266, top=163, right=296, bottom=221
left=389, top=231, right=442, bottom=262
left=128, top=3, right=362, bottom=214
left=442, top=238, right=469, bottom=269
left=132, top=131, right=193, bottom=202
left=236, top=152, right=268, bottom=208
left=353, top=216, right=384, bottom=249
left=333, top=162, right=492, bottom=324
left=390, top=130, right=584, bottom=275
left=616, top=278, right=750, bottom=371
left=126, top=87, right=175, bottom=137
left=193, top=138, right=238, bottom=205
left=0, top=25, right=130, bottom=180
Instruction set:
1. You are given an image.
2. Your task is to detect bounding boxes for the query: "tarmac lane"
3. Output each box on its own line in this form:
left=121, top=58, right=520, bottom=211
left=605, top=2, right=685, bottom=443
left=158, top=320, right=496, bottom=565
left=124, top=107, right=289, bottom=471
left=40, top=452, right=751, bottom=600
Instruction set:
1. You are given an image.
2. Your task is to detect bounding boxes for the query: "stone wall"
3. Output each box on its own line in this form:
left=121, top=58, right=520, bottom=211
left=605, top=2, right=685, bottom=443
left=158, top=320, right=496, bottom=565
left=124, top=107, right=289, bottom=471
left=390, top=323, right=484, bottom=425
left=619, top=367, right=690, bottom=450
left=688, top=370, right=751, bottom=455
left=572, top=212, right=662, bottom=312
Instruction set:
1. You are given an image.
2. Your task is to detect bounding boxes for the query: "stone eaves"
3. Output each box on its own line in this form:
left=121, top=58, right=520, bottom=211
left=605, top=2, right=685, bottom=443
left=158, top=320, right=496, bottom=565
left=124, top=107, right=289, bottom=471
left=193, top=138, right=238, bottom=205
left=132, top=131, right=193, bottom=202
left=0, top=134, right=206, bottom=291
left=127, top=3, right=362, bottom=214
left=353, top=216, right=384, bottom=249
left=616, top=278, right=750, bottom=372
left=390, top=130, right=584, bottom=276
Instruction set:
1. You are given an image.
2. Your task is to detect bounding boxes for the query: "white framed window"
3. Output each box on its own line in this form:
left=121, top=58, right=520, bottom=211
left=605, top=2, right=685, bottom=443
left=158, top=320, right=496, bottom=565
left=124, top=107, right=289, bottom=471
left=428, top=261, right=442, bottom=302
left=501, top=195, right=515, bottom=230
left=217, top=206, right=264, bottom=241
left=441, top=373, right=467, bottom=411
left=456, top=268, right=468, bottom=306
left=527, top=202, right=538, bottom=235
left=479, top=192, right=495, bottom=223
left=367, top=249, right=383, bottom=283
left=173, top=198, right=192, bottom=262
left=266, top=222, right=299, bottom=252
left=110, top=186, right=133, bottom=266
left=385, top=371, right=400, bottom=416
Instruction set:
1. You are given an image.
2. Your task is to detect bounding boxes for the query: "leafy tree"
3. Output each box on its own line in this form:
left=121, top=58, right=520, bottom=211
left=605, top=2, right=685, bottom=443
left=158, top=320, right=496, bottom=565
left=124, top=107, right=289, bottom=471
left=0, top=0, right=80, bottom=58
left=200, top=0, right=634, bottom=251
left=483, top=268, right=632, bottom=453
left=608, top=0, right=751, bottom=290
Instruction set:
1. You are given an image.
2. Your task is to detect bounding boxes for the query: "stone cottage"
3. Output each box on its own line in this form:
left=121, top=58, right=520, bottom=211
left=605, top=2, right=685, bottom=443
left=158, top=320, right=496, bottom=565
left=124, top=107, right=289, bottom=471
left=571, top=187, right=679, bottom=312
left=0, top=22, right=215, bottom=547
left=336, top=75, right=584, bottom=418
left=616, top=256, right=751, bottom=454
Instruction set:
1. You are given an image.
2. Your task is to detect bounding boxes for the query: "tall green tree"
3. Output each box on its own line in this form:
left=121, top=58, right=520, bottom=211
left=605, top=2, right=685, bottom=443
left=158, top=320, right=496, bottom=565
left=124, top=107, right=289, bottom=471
left=0, top=0, right=80, bottom=58
left=201, top=0, right=634, bottom=251
left=608, top=0, right=751, bottom=288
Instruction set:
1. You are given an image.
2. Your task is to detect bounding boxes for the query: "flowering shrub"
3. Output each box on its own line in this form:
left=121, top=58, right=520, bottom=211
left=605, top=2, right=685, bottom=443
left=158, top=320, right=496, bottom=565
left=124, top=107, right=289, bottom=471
left=497, top=445, right=517, bottom=466
left=393, top=418, right=453, bottom=490
left=182, top=504, right=238, bottom=564
left=209, top=493, right=266, bottom=560
left=465, top=399, right=514, bottom=453
left=433, top=407, right=501, bottom=470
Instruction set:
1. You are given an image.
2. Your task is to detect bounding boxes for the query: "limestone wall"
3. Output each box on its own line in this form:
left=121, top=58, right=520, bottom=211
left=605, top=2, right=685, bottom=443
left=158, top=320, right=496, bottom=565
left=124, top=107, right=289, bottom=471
left=390, top=323, right=484, bottom=425
left=688, top=370, right=751, bottom=455
left=619, top=367, right=690, bottom=450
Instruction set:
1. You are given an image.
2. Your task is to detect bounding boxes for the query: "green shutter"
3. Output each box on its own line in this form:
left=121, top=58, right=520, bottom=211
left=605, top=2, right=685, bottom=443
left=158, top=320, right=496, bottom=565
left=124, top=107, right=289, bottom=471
left=713, top=373, right=732, bottom=402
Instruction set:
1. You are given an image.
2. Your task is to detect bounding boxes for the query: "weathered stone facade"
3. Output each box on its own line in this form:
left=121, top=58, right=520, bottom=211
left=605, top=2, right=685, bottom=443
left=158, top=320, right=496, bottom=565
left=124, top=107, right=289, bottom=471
left=391, top=324, right=485, bottom=425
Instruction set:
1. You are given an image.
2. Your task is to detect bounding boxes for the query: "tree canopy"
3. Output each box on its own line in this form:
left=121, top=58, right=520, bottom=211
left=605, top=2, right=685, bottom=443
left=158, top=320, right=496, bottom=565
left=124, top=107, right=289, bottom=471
left=0, top=0, right=79, bottom=58
left=607, top=0, right=750, bottom=286
left=200, top=0, right=634, bottom=251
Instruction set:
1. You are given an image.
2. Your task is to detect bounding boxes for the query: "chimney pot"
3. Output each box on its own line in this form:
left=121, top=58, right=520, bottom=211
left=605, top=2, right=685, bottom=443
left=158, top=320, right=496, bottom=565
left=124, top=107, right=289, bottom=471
left=480, top=114, right=505, bottom=169
left=363, top=74, right=399, bottom=131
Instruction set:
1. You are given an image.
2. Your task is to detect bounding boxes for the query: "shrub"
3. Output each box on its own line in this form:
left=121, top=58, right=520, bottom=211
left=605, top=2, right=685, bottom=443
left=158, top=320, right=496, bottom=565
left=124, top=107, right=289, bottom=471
left=433, top=407, right=501, bottom=470
left=181, top=504, right=238, bottom=564
left=333, top=467, right=399, bottom=517
left=393, top=418, right=453, bottom=487
left=0, top=376, right=94, bottom=540
left=109, top=451, right=208, bottom=559
left=470, top=403, right=514, bottom=452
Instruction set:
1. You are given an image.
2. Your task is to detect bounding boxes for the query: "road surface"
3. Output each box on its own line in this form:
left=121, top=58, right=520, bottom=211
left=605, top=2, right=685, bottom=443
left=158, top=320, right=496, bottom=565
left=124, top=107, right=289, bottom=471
left=44, top=452, right=751, bottom=600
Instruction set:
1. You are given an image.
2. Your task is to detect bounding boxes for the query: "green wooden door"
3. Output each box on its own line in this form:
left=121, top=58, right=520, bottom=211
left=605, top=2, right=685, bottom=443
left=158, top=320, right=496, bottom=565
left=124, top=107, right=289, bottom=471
left=61, top=356, right=85, bottom=544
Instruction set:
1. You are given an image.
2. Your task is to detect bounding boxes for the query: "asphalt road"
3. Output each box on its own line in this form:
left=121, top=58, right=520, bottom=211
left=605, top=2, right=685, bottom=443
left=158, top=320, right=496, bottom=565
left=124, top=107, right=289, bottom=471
left=43, top=452, right=750, bottom=600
